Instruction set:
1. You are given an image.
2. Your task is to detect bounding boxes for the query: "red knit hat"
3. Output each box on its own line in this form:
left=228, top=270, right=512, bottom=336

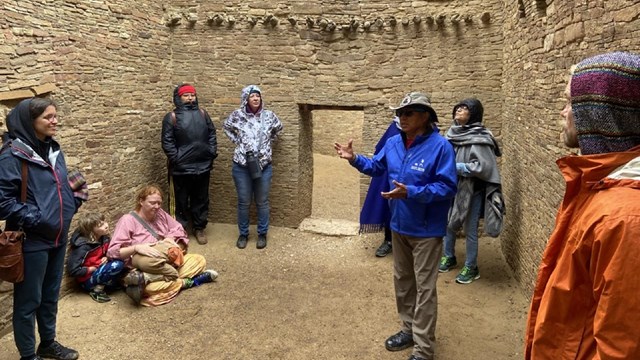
left=177, top=84, right=196, bottom=96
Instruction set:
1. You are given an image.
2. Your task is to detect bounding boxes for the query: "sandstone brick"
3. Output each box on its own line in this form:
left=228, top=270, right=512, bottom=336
left=0, top=89, right=34, bottom=101
left=31, top=83, right=56, bottom=95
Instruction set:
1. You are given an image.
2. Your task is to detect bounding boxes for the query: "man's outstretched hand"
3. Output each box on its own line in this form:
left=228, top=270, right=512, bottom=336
left=381, top=180, right=408, bottom=199
left=334, top=140, right=355, bottom=162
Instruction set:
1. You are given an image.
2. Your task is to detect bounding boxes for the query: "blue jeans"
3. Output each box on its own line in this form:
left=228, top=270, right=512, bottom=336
left=13, top=246, right=66, bottom=357
left=80, top=260, right=126, bottom=292
left=443, top=191, right=483, bottom=268
left=232, top=162, right=273, bottom=236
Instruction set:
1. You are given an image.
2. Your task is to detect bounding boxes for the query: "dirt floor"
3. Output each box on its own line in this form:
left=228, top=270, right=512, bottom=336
left=0, top=155, right=529, bottom=360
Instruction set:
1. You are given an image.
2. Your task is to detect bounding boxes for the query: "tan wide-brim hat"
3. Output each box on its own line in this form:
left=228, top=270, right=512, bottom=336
left=390, top=92, right=439, bottom=122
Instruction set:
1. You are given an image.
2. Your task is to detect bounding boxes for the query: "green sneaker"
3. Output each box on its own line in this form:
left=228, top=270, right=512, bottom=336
left=455, top=266, right=480, bottom=284
left=438, top=256, right=457, bottom=273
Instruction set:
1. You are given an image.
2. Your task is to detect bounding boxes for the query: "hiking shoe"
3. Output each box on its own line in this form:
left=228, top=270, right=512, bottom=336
left=125, top=284, right=143, bottom=305
left=37, top=341, right=79, bottom=360
left=123, top=270, right=145, bottom=305
left=195, top=229, right=208, bottom=245
left=384, top=331, right=414, bottom=351
left=375, top=241, right=392, bottom=257
left=438, top=256, right=457, bottom=273
left=123, top=269, right=144, bottom=286
left=257, top=234, right=267, bottom=249
left=236, top=235, right=248, bottom=249
left=89, top=290, right=111, bottom=303
left=455, top=265, right=480, bottom=284
left=192, top=269, right=219, bottom=287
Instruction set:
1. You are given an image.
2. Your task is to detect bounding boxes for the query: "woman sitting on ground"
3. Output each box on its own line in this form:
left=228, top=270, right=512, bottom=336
left=107, top=184, right=218, bottom=306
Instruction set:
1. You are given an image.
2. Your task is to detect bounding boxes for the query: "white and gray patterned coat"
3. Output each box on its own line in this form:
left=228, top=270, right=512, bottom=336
left=223, top=85, right=283, bottom=169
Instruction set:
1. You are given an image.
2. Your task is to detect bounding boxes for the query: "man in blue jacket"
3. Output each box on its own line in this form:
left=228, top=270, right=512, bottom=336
left=334, top=92, right=457, bottom=360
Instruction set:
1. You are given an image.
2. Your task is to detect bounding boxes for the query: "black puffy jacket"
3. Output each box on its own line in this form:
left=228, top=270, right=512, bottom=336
left=161, top=85, right=218, bottom=175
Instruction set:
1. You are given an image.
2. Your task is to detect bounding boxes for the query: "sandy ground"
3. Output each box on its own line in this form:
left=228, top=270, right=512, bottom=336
left=0, top=154, right=529, bottom=360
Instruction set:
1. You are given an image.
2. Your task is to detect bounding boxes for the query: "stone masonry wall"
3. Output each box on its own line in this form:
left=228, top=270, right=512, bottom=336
left=163, top=0, right=505, bottom=228
left=312, top=110, right=364, bottom=157
left=500, top=0, right=640, bottom=296
left=0, top=0, right=171, bottom=334
left=0, top=0, right=505, bottom=333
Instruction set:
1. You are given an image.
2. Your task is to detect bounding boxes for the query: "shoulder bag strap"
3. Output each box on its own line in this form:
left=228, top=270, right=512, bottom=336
left=129, top=211, right=160, bottom=240
left=20, top=160, right=28, bottom=202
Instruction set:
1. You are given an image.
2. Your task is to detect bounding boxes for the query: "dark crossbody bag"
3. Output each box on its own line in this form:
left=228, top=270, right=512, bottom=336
left=129, top=211, right=162, bottom=240
left=0, top=160, right=29, bottom=283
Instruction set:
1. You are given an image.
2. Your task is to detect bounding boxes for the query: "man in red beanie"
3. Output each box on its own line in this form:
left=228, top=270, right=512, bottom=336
left=161, top=83, right=217, bottom=244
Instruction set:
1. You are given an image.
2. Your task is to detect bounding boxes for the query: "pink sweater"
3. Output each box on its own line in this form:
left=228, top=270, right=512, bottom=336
left=107, top=209, right=188, bottom=266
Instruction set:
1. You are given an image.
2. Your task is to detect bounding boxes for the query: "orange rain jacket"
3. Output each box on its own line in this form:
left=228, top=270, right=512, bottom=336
left=525, top=146, right=640, bottom=360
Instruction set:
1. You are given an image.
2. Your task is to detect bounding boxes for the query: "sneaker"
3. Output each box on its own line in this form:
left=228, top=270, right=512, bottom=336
left=236, top=235, right=248, bottom=249
left=21, top=355, right=44, bottom=360
left=195, top=229, right=208, bottom=245
left=455, top=265, right=480, bottom=284
left=257, top=234, right=267, bottom=249
left=89, top=290, right=111, bottom=303
left=375, top=241, right=392, bottom=257
left=191, top=269, right=219, bottom=287
left=36, top=341, right=79, bottom=360
left=438, top=256, right=457, bottom=273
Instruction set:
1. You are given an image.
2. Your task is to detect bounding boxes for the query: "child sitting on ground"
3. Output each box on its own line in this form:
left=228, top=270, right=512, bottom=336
left=67, top=213, right=126, bottom=303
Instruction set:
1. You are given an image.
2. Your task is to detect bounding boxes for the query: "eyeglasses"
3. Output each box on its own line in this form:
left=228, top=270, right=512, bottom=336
left=396, top=108, right=428, bottom=118
left=41, top=114, right=58, bottom=122
left=456, top=105, right=469, bottom=112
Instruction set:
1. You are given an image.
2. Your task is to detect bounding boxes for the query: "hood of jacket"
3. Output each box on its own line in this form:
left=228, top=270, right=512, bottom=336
left=70, top=229, right=91, bottom=247
left=452, top=98, right=484, bottom=125
left=5, top=98, right=55, bottom=161
left=70, top=229, right=106, bottom=248
left=173, top=84, right=200, bottom=112
left=241, top=85, right=263, bottom=114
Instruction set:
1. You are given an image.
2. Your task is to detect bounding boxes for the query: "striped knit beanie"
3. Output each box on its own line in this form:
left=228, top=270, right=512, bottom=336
left=571, top=51, right=640, bottom=155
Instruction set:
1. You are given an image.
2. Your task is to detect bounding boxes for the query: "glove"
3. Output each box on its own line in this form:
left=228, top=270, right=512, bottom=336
left=456, top=163, right=471, bottom=177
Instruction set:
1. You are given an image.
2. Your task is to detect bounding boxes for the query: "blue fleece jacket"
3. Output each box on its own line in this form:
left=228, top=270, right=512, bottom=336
left=351, top=130, right=457, bottom=238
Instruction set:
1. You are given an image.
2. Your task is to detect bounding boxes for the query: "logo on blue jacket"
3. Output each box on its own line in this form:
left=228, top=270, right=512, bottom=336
left=411, top=159, right=426, bottom=172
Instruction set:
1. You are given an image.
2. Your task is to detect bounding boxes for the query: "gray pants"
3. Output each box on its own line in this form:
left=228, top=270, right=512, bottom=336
left=392, top=232, right=442, bottom=360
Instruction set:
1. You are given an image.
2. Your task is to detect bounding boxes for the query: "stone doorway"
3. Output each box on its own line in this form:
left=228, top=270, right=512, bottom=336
left=298, top=107, right=364, bottom=236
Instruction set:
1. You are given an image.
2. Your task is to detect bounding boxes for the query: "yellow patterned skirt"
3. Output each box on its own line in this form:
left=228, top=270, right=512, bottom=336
left=140, top=253, right=206, bottom=307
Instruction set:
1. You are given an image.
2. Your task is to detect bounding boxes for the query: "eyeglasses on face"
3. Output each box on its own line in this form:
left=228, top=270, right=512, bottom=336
left=42, top=114, right=58, bottom=122
left=456, top=105, right=469, bottom=112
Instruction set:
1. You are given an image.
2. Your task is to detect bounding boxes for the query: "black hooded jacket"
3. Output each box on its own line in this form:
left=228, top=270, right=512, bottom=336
left=161, top=85, right=218, bottom=175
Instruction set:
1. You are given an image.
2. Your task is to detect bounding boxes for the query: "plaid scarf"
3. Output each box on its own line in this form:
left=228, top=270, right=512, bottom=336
left=68, top=169, right=89, bottom=201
